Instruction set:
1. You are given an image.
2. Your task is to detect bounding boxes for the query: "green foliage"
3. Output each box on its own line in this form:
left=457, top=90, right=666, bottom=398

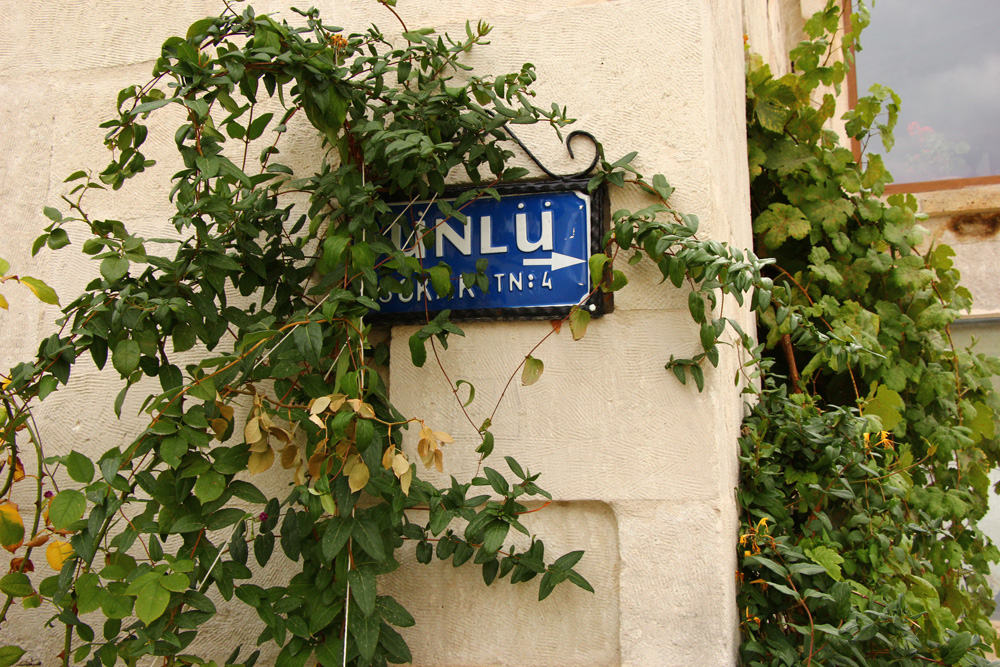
left=0, top=4, right=591, bottom=666
left=3, top=2, right=994, bottom=667
left=739, top=1, right=1000, bottom=664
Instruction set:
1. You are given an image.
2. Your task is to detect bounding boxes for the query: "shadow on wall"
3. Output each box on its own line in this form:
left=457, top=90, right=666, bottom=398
left=381, top=500, right=620, bottom=667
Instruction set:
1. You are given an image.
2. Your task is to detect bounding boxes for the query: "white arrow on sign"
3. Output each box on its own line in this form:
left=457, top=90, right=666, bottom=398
left=522, top=252, right=586, bottom=272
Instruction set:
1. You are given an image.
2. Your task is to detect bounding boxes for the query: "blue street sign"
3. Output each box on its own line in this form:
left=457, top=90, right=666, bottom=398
left=376, top=182, right=606, bottom=320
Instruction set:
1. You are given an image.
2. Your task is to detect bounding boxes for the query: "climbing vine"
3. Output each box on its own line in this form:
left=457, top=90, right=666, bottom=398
left=0, top=5, right=604, bottom=666
left=738, top=2, right=1000, bottom=665
left=2, top=1, right=998, bottom=667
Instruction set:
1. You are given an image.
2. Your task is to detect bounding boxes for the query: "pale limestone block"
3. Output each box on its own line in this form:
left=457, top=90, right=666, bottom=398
left=0, top=0, right=753, bottom=665
left=613, top=499, right=738, bottom=667
left=382, top=501, right=620, bottom=666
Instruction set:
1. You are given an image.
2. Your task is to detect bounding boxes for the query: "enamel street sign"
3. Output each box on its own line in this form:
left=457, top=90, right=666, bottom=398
left=376, top=180, right=609, bottom=321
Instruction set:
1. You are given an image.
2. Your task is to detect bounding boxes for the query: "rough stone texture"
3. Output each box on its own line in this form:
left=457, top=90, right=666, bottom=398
left=914, top=184, right=1000, bottom=316
left=0, top=1, right=753, bottom=665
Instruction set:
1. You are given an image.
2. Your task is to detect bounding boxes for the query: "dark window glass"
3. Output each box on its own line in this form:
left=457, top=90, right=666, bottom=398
left=856, top=1, right=1000, bottom=183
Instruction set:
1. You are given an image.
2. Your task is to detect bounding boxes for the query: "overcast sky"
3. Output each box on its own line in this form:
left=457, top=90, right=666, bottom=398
left=855, top=0, right=1000, bottom=181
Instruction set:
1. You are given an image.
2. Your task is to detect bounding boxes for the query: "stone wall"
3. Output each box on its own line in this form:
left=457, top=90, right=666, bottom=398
left=0, top=1, right=755, bottom=665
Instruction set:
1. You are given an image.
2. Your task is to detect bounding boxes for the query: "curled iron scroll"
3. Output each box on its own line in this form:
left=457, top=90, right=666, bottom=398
left=499, top=123, right=601, bottom=181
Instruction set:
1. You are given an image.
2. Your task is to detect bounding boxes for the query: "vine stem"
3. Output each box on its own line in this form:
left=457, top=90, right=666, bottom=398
left=62, top=620, right=73, bottom=667
left=0, top=402, right=46, bottom=626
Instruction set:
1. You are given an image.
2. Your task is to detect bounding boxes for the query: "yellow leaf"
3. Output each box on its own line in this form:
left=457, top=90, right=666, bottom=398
left=309, top=414, right=326, bottom=430
left=308, top=451, right=328, bottom=478
left=330, top=439, right=348, bottom=459
left=568, top=307, right=590, bottom=341
left=20, top=276, right=59, bottom=305
left=249, top=436, right=270, bottom=453
left=248, top=446, right=274, bottom=475
left=433, top=430, right=454, bottom=444
left=347, top=399, right=375, bottom=418
left=381, top=447, right=394, bottom=470
left=400, top=468, right=412, bottom=496
left=392, top=453, right=409, bottom=478
left=0, top=501, right=25, bottom=550
left=419, top=425, right=435, bottom=442
left=328, top=394, right=347, bottom=412
left=343, top=454, right=358, bottom=476
left=417, top=438, right=434, bottom=461
left=433, top=449, right=444, bottom=473
left=280, top=444, right=299, bottom=469
left=210, top=418, right=228, bottom=440
left=0, top=292, right=7, bottom=310
left=25, top=533, right=50, bottom=548
left=269, top=426, right=292, bottom=444
left=521, top=355, right=544, bottom=386
left=216, top=402, right=234, bottom=421
left=11, top=456, right=25, bottom=482
left=46, top=540, right=73, bottom=570
left=310, top=395, right=332, bottom=415
left=348, top=460, right=369, bottom=493
left=319, top=493, right=337, bottom=515
left=244, top=417, right=261, bottom=443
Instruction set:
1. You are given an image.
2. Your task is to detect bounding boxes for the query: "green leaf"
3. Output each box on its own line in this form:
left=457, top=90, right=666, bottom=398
left=0, top=573, right=34, bottom=598
left=521, top=356, right=543, bottom=386
left=101, top=593, right=134, bottom=619
left=43, top=206, right=62, bottom=222
left=188, top=376, right=216, bottom=401
left=321, top=517, right=353, bottom=564
left=568, top=308, right=590, bottom=340
left=352, top=517, right=386, bottom=562
left=476, top=431, right=494, bottom=458
left=160, top=436, right=187, bottom=468
left=0, top=646, right=26, bottom=667
left=428, top=265, right=452, bottom=298
left=755, top=98, right=793, bottom=133
left=47, top=228, right=70, bottom=250
left=969, top=401, right=995, bottom=444
left=456, top=379, right=475, bottom=407
left=194, top=470, right=226, bottom=503
left=112, top=339, right=140, bottom=377
left=348, top=568, right=377, bottom=617
left=66, top=451, right=95, bottom=484
left=804, top=545, right=845, bottom=582
left=376, top=596, right=415, bottom=628
left=0, top=504, right=24, bottom=548
left=160, top=572, right=189, bottom=593
left=293, top=321, right=324, bottom=368
left=19, top=277, right=59, bottom=305
left=186, top=17, right=215, bottom=39
left=688, top=291, right=706, bottom=323
left=100, top=256, right=130, bottom=282
left=408, top=333, right=427, bottom=368
left=229, top=480, right=267, bottom=504
left=480, top=520, right=509, bottom=554
left=49, top=489, right=86, bottom=529
left=753, top=203, right=810, bottom=249
left=538, top=571, right=557, bottom=601
left=588, top=254, right=609, bottom=287
left=348, top=601, right=380, bottom=662
left=0, top=258, right=8, bottom=276
left=133, top=580, right=170, bottom=625
left=862, top=384, right=905, bottom=432
left=131, top=98, right=174, bottom=115
left=941, top=632, right=974, bottom=664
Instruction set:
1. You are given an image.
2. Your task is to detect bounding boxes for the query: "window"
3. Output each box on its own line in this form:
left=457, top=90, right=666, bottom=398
left=851, top=0, right=1000, bottom=192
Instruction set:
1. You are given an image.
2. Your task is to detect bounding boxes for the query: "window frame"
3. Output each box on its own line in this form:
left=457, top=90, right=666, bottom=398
left=845, top=1, right=1000, bottom=194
